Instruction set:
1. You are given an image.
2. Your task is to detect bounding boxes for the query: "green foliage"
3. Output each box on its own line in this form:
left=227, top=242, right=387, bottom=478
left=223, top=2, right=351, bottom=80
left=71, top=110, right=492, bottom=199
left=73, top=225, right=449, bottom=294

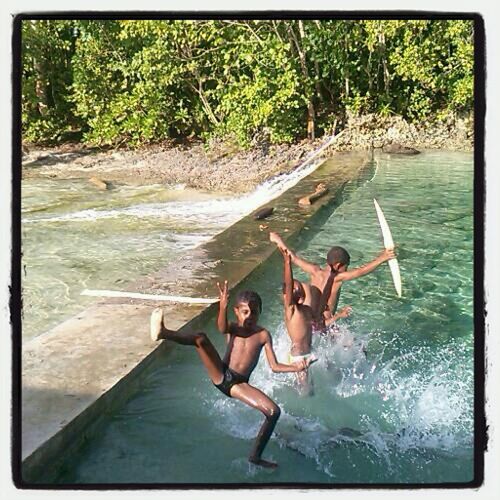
left=21, top=19, right=475, bottom=147
left=387, top=20, right=474, bottom=120
left=22, top=20, right=82, bottom=143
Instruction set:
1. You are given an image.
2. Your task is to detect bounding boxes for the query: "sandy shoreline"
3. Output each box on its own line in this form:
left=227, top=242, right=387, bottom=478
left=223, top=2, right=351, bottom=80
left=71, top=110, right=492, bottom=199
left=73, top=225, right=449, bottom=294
left=21, top=115, right=473, bottom=193
left=21, top=139, right=325, bottom=193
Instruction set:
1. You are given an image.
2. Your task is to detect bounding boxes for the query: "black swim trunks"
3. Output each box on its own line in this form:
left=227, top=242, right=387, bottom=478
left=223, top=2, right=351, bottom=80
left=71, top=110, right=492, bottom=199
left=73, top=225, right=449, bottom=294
left=214, top=364, right=249, bottom=397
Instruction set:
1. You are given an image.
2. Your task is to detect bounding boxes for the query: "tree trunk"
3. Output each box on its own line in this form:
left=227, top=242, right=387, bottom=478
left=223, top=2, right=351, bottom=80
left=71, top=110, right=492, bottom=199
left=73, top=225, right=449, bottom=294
left=189, top=78, right=220, bottom=127
left=379, top=32, right=390, bottom=96
left=288, top=21, right=315, bottom=140
left=34, top=61, right=48, bottom=116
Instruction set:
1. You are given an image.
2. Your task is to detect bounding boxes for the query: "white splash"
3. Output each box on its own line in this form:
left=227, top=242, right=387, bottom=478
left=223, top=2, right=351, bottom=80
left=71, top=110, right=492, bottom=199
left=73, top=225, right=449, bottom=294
left=201, top=324, right=473, bottom=479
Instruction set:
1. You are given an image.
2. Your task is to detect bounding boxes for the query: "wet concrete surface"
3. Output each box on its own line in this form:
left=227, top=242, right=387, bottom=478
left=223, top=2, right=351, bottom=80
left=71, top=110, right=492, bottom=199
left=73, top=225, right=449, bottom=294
left=20, top=151, right=369, bottom=483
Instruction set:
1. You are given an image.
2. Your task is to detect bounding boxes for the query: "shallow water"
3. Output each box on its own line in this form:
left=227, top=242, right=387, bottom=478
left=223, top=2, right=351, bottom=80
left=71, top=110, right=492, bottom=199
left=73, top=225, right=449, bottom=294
left=21, top=157, right=321, bottom=342
left=52, top=151, right=474, bottom=485
left=21, top=181, right=223, bottom=341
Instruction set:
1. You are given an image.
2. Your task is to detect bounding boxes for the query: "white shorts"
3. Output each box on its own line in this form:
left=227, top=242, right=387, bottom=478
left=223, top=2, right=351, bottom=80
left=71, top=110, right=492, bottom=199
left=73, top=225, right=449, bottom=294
left=288, top=352, right=317, bottom=364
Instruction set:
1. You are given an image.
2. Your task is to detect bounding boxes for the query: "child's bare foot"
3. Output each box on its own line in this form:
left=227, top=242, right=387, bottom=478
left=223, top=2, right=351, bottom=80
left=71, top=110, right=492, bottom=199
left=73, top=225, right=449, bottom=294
left=249, top=457, right=278, bottom=469
left=150, top=307, right=164, bottom=341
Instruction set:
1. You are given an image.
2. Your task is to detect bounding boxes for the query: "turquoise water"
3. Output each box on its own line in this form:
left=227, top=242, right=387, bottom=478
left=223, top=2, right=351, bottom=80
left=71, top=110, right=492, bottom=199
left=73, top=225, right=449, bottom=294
left=21, top=180, right=226, bottom=341
left=55, top=151, right=474, bottom=485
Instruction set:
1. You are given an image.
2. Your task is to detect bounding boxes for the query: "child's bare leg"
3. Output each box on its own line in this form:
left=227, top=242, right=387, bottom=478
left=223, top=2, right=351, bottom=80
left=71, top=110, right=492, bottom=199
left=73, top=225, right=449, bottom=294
left=150, top=308, right=224, bottom=384
left=295, top=369, right=314, bottom=397
left=298, top=194, right=313, bottom=206
left=230, top=383, right=281, bottom=468
left=151, top=307, right=196, bottom=344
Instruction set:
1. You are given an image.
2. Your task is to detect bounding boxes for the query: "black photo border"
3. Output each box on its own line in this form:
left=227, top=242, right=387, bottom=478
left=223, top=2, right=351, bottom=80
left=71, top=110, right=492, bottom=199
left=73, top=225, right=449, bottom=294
left=11, top=10, right=486, bottom=490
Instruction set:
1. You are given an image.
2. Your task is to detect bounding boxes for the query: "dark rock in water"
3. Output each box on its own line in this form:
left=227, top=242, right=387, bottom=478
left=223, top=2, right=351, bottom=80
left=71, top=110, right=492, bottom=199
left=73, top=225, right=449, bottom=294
left=253, top=206, right=274, bottom=220
left=382, top=142, right=420, bottom=155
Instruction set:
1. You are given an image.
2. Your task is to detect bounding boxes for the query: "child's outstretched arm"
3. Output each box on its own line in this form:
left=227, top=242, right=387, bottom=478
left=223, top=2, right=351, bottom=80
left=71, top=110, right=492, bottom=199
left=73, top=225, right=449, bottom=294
left=279, top=246, right=295, bottom=314
left=216, top=280, right=229, bottom=334
left=269, top=231, right=320, bottom=276
left=262, top=330, right=309, bottom=373
left=324, top=248, right=394, bottom=315
left=324, top=306, right=352, bottom=326
left=336, top=248, right=395, bottom=283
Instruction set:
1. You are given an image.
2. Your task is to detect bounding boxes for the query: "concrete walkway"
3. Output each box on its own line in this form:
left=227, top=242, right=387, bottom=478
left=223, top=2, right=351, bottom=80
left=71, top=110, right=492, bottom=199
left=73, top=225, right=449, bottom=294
left=20, top=151, right=370, bottom=483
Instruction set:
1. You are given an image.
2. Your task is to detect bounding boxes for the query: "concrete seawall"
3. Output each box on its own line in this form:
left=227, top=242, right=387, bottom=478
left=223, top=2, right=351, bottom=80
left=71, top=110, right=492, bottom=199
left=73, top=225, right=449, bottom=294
left=20, top=151, right=371, bottom=484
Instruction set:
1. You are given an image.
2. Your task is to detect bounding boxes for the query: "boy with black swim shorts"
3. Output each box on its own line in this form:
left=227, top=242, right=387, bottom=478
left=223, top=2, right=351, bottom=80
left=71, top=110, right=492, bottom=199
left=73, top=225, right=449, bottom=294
left=150, top=281, right=312, bottom=468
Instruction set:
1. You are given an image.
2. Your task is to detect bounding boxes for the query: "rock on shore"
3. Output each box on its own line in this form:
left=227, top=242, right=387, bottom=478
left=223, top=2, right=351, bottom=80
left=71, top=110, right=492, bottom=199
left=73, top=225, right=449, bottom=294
left=21, top=138, right=324, bottom=193
left=334, top=113, right=473, bottom=152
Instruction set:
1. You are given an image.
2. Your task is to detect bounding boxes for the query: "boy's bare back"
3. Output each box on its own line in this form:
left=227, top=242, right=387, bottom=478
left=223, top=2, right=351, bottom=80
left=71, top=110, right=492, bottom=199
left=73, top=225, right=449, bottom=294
left=304, top=272, right=334, bottom=321
left=270, top=230, right=395, bottom=323
left=285, top=303, right=313, bottom=356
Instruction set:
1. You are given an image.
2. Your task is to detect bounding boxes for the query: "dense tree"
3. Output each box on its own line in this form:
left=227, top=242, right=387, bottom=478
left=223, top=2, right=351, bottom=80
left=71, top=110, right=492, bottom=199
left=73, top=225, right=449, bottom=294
left=21, top=19, right=474, bottom=147
left=22, top=20, right=82, bottom=142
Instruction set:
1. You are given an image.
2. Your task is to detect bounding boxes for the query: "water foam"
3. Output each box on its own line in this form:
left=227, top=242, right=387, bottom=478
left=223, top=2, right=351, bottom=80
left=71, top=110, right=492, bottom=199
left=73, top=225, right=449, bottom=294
left=202, top=320, right=473, bottom=478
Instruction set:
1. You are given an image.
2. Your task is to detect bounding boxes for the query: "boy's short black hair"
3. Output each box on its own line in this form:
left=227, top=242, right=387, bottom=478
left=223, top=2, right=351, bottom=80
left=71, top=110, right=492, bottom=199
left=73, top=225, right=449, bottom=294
left=235, top=290, right=263, bottom=314
left=326, top=246, right=351, bottom=267
left=282, top=279, right=305, bottom=304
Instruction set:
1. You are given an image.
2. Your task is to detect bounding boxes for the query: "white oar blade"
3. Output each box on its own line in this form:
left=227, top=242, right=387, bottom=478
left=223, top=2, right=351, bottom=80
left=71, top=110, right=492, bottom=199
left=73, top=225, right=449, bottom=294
left=81, top=289, right=218, bottom=304
left=388, top=259, right=402, bottom=297
left=373, top=198, right=402, bottom=297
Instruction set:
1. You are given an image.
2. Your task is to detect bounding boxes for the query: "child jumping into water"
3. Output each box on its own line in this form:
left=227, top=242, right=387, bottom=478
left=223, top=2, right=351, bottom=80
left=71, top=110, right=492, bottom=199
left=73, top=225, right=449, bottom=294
left=269, top=231, right=395, bottom=330
left=278, top=245, right=317, bottom=396
left=150, top=281, right=312, bottom=468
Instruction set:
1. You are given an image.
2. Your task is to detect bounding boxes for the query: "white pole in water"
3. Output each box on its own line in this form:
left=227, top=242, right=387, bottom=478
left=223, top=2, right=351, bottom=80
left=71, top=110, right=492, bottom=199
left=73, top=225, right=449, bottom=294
left=81, top=289, right=219, bottom=304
